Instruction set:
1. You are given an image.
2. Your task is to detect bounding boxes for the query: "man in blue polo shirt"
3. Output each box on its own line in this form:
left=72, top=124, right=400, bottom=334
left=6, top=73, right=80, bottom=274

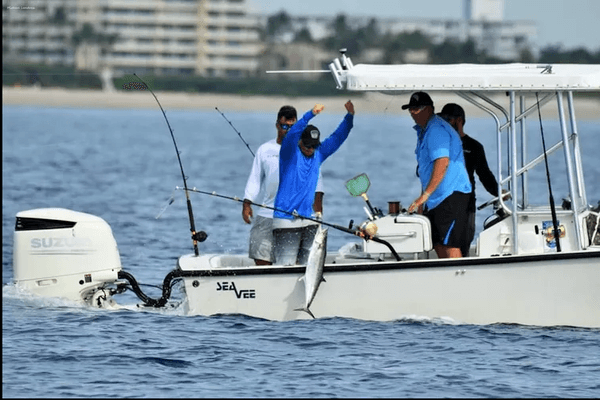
left=403, top=92, right=471, bottom=258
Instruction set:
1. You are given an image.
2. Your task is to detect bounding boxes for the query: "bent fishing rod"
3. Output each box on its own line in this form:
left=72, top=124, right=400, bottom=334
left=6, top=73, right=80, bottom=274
left=177, top=186, right=401, bottom=261
left=120, top=183, right=401, bottom=308
left=535, top=93, right=561, bottom=252
left=215, top=107, right=255, bottom=157
left=132, top=73, right=206, bottom=255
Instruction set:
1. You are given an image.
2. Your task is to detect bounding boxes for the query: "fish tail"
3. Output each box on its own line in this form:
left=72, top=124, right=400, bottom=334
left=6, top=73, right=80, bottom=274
left=294, top=307, right=316, bottom=319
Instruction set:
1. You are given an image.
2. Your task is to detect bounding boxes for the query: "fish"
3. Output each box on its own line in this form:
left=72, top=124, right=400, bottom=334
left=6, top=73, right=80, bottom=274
left=295, top=225, right=328, bottom=319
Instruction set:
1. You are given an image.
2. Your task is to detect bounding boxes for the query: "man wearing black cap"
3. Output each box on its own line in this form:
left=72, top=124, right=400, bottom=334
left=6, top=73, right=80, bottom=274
left=440, top=103, right=507, bottom=257
left=273, top=100, right=355, bottom=265
left=242, top=105, right=325, bottom=266
left=403, top=91, right=472, bottom=259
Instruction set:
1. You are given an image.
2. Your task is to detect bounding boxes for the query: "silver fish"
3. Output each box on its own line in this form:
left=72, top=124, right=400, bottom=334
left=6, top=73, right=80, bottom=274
left=296, top=225, right=328, bottom=318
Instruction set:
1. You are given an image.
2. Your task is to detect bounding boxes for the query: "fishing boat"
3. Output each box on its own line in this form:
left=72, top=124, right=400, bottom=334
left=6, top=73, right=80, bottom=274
left=12, top=53, right=600, bottom=327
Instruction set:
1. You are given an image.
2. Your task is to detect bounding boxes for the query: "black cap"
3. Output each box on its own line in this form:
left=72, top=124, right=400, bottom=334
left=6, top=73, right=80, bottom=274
left=301, top=125, right=320, bottom=147
left=401, top=91, right=434, bottom=110
left=440, top=103, right=465, bottom=121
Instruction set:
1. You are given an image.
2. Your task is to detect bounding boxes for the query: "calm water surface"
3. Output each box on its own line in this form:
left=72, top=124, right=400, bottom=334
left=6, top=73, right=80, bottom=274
left=3, top=105, right=600, bottom=398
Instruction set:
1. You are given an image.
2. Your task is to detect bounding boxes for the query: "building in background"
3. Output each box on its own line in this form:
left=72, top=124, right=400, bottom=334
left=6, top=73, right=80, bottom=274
left=464, top=0, right=504, bottom=21
left=259, top=42, right=334, bottom=80
left=3, top=0, right=263, bottom=78
left=3, top=0, right=78, bottom=66
left=265, top=0, right=536, bottom=62
left=3, top=0, right=537, bottom=82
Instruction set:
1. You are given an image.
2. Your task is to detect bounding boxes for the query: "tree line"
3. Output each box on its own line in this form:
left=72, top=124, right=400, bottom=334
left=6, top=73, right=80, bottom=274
left=264, top=12, right=600, bottom=64
left=4, top=12, right=598, bottom=94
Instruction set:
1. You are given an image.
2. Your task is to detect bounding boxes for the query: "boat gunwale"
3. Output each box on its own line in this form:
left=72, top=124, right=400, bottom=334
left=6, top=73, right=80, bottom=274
left=177, top=249, right=600, bottom=277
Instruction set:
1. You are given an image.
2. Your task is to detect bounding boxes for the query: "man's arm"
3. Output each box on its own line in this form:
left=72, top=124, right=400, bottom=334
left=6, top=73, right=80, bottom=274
left=313, top=191, right=324, bottom=214
left=424, top=157, right=449, bottom=196
left=408, top=157, right=449, bottom=214
left=313, top=169, right=325, bottom=215
left=473, top=141, right=499, bottom=197
left=242, top=149, right=263, bottom=224
left=319, top=101, right=355, bottom=161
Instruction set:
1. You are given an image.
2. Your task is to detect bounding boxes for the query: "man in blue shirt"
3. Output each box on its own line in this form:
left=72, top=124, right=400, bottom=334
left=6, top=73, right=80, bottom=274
left=273, top=100, right=355, bottom=265
left=440, top=103, right=509, bottom=257
left=404, top=92, right=471, bottom=258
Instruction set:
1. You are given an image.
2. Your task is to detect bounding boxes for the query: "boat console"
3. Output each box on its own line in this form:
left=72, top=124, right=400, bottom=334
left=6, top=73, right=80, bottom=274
left=360, top=213, right=433, bottom=259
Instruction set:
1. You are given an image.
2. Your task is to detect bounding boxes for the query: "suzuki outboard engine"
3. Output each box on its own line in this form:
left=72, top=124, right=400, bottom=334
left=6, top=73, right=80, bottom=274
left=13, top=208, right=122, bottom=306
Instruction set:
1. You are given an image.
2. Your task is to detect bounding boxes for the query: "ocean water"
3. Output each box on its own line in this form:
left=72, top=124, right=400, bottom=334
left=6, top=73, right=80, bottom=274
left=3, top=104, right=600, bottom=398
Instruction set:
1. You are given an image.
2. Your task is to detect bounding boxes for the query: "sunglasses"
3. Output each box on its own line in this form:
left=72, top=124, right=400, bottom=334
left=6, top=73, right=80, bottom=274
left=278, top=123, right=292, bottom=131
left=408, top=105, right=426, bottom=113
left=302, top=142, right=319, bottom=149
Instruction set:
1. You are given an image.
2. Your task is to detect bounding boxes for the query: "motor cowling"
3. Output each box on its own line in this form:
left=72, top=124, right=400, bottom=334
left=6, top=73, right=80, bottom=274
left=13, top=208, right=122, bottom=304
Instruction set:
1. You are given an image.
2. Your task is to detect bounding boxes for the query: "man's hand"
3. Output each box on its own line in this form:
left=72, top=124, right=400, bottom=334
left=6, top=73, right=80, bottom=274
left=242, top=201, right=253, bottom=224
left=313, top=104, right=325, bottom=115
left=408, top=191, right=430, bottom=214
left=345, top=100, right=355, bottom=115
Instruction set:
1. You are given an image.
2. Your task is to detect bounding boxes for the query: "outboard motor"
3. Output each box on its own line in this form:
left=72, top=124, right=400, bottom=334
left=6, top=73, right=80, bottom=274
left=13, top=208, right=122, bottom=306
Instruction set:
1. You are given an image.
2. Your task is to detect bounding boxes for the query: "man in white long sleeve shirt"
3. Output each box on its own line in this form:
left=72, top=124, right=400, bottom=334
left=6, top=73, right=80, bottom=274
left=242, top=105, right=324, bottom=265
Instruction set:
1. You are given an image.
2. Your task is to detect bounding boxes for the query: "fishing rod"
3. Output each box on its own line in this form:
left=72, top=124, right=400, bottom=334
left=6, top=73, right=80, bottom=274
left=177, top=186, right=401, bottom=261
left=119, top=183, right=401, bottom=310
left=535, top=93, right=561, bottom=252
left=215, top=107, right=255, bottom=157
left=133, top=73, right=206, bottom=256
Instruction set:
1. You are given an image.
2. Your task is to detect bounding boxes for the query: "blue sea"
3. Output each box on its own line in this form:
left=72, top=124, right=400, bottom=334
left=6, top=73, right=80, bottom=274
left=3, top=103, right=600, bottom=398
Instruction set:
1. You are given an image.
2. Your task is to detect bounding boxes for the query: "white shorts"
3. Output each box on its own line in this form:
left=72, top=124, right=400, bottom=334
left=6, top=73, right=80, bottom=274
left=248, top=215, right=274, bottom=262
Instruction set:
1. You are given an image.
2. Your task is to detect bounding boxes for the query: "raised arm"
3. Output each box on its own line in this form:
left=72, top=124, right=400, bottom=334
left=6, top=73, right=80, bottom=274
left=280, top=104, right=324, bottom=160
left=319, top=100, right=355, bottom=160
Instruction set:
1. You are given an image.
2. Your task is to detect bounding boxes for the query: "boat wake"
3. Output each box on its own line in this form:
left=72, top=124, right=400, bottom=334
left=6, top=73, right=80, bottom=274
left=2, top=282, right=186, bottom=316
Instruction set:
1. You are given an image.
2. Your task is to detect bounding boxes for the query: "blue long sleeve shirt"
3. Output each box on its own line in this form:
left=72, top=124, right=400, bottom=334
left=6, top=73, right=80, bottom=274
left=274, top=110, right=354, bottom=220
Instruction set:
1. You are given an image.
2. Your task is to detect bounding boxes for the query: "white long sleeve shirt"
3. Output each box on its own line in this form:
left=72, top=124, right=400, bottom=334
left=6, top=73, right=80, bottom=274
left=244, top=138, right=324, bottom=219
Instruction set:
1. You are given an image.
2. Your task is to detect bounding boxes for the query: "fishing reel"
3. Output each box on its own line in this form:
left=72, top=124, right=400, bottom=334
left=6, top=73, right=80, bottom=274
left=358, top=220, right=378, bottom=238
left=192, top=231, right=208, bottom=242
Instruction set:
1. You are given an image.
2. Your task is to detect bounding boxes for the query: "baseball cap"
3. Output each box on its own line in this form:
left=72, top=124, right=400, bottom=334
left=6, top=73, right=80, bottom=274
left=440, top=103, right=465, bottom=121
left=401, top=91, right=434, bottom=110
left=301, top=125, right=320, bottom=148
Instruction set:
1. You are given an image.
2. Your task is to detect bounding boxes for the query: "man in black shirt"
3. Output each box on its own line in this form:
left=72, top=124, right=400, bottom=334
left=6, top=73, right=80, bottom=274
left=440, top=103, right=502, bottom=257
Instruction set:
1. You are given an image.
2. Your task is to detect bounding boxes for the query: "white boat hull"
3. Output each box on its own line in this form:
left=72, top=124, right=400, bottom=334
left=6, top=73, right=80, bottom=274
left=178, top=250, right=600, bottom=327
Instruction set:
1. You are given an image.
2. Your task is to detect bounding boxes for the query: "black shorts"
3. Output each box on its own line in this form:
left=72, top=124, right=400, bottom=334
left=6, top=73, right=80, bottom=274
left=425, top=191, right=470, bottom=248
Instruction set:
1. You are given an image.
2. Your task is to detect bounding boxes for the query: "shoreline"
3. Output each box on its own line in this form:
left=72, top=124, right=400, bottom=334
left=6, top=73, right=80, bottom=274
left=3, top=86, right=600, bottom=119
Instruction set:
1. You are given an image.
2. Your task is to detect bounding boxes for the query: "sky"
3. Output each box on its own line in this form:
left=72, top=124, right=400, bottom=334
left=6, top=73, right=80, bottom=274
left=250, top=0, right=600, bottom=52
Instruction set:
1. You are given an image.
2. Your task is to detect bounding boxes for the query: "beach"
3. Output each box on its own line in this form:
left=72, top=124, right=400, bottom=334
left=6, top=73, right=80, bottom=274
left=3, top=86, right=599, bottom=119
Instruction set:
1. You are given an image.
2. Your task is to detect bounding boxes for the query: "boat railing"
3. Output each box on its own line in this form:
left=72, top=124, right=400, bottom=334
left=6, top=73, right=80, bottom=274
left=327, top=55, right=596, bottom=254
left=457, top=89, right=589, bottom=253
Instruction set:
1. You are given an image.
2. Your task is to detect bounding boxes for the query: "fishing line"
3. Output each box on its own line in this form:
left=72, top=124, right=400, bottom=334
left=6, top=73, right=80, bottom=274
left=155, top=188, right=177, bottom=219
left=132, top=73, right=205, bottom=256
left=215, top=107, right=255, bottom=157
left=535, top=92, right=561, bottom=252
left=382, top=93, right=397, bottom=114
left=177, top=186, right=401, bottom=261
